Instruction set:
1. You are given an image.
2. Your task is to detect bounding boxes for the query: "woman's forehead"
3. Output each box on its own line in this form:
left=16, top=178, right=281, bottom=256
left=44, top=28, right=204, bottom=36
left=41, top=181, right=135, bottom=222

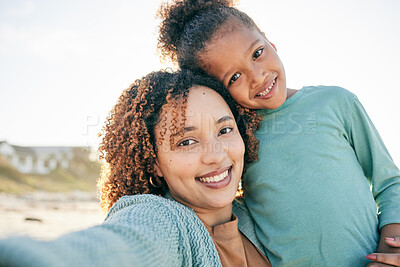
left=186, top=86, right=232, bottom=117
left=159, top=86, right=233, bottom=129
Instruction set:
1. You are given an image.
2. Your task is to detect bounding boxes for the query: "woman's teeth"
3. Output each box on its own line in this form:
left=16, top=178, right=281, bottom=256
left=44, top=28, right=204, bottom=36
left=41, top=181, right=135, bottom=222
left=257, top=78, right=276, bottom=97
left=198, top=170, right=229, bottom=183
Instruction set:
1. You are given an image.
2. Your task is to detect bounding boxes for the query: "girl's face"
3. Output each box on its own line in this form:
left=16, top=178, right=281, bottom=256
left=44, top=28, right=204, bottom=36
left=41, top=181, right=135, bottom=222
left=199, top=25, right=287, bottom=110
left=154, top=86, right=244, bottom=215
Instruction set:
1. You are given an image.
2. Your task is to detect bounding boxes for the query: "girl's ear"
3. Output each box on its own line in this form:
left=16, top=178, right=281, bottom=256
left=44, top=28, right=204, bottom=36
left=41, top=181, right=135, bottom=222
left=154, top=159, right=164, bottom=178
left=269, top=41, right=277, bottom=52
left=261, top=32, right=278, bottom=52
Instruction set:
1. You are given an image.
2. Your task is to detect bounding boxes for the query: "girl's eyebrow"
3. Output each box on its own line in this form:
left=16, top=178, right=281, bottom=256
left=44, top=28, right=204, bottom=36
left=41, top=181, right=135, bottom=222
left=221, top=38, right=261, bottom=82
left=247, top=39, right=261, bottom=53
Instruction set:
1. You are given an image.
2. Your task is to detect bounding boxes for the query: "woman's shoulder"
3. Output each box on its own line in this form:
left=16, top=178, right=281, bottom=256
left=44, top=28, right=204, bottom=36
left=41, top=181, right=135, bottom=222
left=108, top=194, right=176, bottom=213
left=232, top=198, right=266, bottom=256
left=232, top=198, right=254, bottom=230
left=104, top=194, right=221, bottom=265
left=105, top=194, right=195, bottom=225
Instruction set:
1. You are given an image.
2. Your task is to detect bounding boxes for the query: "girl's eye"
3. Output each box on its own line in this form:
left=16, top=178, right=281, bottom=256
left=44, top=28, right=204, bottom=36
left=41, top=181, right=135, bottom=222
left=177, top=139, right=196, bottom=147
left=229, top=73, right=241, bottom=85
left=219, top=127, right=233, bottom=136
left=253, top=48, right=264, bottom=60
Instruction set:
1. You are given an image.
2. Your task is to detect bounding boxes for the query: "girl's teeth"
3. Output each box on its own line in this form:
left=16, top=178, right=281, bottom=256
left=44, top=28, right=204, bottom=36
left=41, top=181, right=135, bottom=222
left=198, top=170, right=229, bottom=183
left=257, top=79, right=276, bottom=97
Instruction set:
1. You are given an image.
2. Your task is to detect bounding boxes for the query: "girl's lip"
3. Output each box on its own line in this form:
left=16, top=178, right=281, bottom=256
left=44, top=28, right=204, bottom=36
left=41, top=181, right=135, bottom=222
left=255, top=77, right=277, bottom=99
left=196, top=167, right=232, bottom=189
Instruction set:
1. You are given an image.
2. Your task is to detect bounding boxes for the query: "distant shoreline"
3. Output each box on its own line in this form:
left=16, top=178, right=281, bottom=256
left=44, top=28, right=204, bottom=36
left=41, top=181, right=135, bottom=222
left=0, top=191, right=104, bottom=240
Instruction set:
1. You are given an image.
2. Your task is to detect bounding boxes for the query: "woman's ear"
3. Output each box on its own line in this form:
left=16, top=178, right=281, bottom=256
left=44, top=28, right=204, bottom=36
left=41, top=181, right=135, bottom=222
left=154, top=159, right=164, bottom=178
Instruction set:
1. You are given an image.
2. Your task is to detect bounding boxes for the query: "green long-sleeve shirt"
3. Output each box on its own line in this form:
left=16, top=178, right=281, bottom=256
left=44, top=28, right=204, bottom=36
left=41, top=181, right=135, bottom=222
left=244, top=85, right=400, bottom=267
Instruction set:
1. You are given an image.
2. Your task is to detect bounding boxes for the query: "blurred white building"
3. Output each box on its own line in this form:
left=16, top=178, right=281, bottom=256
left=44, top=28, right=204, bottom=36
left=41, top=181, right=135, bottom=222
left=0, top=141, right=76, bottom=174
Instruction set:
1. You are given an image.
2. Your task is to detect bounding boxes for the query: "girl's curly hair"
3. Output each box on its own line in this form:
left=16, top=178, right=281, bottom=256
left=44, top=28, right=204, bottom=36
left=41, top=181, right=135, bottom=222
left=157, top=0, right=261, bottom=69
left=98, top=69, right=261, bottom=213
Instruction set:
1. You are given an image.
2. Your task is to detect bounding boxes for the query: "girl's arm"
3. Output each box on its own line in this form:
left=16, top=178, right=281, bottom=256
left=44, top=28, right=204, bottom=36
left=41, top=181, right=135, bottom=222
left=348, top=94, right=400, bottom=234
left=366, top=235, right=400, bottom=266
left=346, top=94, right=400, bottom=265
left=378, top=225, right=400, bottom=253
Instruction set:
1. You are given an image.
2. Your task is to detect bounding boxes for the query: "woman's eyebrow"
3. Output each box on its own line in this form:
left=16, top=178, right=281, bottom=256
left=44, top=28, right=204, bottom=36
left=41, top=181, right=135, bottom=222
left=216, top=115, right=234, bottom=124
left=172, top=126, right=197, bottom=137
left=172, top=116, right=233, bottom=137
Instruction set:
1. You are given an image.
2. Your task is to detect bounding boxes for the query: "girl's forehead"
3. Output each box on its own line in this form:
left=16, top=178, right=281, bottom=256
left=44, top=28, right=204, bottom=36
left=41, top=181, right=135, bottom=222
left=212, top=19, right=249, bottom=41
left=207, top=26, right=261, bottom=55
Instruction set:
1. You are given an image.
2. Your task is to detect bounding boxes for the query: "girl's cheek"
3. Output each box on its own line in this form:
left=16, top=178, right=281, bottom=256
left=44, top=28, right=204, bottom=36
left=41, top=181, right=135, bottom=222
left=229, top=88, right=243, bottom=103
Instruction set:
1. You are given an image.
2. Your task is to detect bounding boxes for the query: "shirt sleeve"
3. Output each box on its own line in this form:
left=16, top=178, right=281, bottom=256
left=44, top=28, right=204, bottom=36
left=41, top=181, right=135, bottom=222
left=0, top=200, right=181, bottom=267
left=348, top=94, right=400, bottom=229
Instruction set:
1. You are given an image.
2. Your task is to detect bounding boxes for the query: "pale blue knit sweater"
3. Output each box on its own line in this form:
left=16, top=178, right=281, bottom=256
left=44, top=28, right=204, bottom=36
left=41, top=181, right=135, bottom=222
left=0, top=193, right=264, bottom=267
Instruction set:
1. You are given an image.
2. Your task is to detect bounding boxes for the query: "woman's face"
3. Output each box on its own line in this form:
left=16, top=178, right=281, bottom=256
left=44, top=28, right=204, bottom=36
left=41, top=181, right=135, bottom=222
left=154, top=86, right=244, bottom=214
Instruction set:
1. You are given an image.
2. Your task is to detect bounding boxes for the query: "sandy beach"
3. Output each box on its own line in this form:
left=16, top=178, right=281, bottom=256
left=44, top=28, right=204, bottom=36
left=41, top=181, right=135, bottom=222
left=0, top=191, right=105, bottom=240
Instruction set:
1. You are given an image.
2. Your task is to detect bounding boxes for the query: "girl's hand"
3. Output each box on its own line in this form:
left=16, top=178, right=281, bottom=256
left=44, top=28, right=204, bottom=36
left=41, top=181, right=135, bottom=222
left=366, top=237, right=400, bottom=266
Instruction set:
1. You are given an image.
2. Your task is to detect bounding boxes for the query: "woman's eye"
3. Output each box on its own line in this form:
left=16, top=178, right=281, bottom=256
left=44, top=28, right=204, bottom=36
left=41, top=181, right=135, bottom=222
left=177, top=139, right=196, bottom=147
left=229, top=73, right=241, bottom=85
left=219, top=127, right=233, bottom=136
left=253, top=48, right=264, bottom=60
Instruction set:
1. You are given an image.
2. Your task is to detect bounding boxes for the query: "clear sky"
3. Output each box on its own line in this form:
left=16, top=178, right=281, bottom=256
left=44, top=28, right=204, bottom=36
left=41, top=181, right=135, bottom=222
left=0, top=0, right=399, bottom=165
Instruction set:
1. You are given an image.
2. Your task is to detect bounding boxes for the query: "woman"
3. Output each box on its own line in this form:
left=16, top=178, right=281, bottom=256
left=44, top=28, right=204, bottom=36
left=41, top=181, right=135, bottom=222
left=0, top=69, right=269, bottom=266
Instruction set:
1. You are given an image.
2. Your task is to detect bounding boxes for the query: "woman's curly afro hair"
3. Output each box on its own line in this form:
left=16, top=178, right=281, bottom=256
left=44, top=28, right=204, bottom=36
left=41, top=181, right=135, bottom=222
left=98, top=69, right=261, bottom=212
left=157, top=0, right=261, bottom=69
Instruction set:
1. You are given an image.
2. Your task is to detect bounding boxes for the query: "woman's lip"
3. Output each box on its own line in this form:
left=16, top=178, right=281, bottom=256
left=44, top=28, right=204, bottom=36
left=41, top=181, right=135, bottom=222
left=197, top=167, right=232, bottom=189
left=255, top=77, right=277, bottom=99
left=197, top=166, right=231, bottom=179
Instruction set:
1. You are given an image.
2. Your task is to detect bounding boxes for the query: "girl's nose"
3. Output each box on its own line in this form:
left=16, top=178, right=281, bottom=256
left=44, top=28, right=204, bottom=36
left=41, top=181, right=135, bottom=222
left=201, top=140, right=227, bottom=165
left=249, top=66, right=266, bottom=89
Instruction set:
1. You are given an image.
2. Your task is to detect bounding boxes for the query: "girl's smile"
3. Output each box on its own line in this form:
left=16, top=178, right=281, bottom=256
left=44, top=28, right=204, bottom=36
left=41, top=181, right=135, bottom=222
left=254, top=76, right=277, bottom=99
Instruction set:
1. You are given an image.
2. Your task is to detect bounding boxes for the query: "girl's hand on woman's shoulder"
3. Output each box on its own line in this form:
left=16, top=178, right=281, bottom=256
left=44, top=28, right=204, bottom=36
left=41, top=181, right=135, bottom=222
left=366, top=236, right=400, bottom=266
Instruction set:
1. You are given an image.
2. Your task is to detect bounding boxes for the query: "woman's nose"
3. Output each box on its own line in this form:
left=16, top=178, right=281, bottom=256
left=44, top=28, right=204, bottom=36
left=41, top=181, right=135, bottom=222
left=200, top=140, right=227, bottom=165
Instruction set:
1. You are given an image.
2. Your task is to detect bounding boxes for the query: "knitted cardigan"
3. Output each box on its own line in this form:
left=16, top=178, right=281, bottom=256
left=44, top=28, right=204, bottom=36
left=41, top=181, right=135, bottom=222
left=0, top=193, right=264, bottom=267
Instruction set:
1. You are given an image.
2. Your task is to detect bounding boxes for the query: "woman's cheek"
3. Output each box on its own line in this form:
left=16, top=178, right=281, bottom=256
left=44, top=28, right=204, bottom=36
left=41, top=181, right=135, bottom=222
left=228, top=134, right=245, bottom=158
left=173, top=151, right=199, bottom=171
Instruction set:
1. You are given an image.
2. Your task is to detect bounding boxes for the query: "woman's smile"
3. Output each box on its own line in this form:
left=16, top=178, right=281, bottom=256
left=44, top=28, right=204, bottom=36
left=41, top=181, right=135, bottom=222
left=196, top=166, right=232, bottom=189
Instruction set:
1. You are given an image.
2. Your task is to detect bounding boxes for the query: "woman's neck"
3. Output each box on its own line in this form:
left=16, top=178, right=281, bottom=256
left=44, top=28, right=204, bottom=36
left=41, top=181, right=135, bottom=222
left=195, top=203, right=233, bottom=227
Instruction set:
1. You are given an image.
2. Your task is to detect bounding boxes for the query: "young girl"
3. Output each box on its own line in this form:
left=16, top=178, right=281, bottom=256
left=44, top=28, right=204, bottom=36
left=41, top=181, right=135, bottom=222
left=0, top=69, right=269, bottom=266
left=157, top=0, right=400, bottom=266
